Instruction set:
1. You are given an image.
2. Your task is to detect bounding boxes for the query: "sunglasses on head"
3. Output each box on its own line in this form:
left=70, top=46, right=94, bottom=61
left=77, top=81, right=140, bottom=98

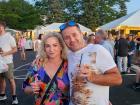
left=59, top=20, right=79, bottom=32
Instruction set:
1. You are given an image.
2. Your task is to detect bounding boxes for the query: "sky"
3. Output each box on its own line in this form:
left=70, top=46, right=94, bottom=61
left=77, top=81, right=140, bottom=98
left=25, top=0, right=140, bottom=14
left=126, top=0, right=140, bottom=14
left=26, top=0, right=140, bottom=14
left=0, top=0, right=139, bottom=13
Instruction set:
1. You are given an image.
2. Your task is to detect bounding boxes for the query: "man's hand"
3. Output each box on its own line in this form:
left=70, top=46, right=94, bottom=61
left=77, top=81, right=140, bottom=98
left=0, top=52, right=7, bottom=57
left=0, top=52, right=3, bottom=54
left=78, top=64, right=97, bottom=82
left=0, top=47, right=17, bottom=57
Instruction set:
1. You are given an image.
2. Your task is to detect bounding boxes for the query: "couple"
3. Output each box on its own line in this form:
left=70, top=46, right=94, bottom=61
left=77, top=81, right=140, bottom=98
left=23, top=20, right=122, bottom=105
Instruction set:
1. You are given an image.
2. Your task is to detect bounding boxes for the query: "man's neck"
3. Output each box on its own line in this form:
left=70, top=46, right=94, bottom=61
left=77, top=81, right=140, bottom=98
left=0, top=31, right=6, bottom=36
left=73, top=42, right=87, bottom=52
left=99, top=39, right=105, bottom=45
left=81, top=42, right=87, bottom=49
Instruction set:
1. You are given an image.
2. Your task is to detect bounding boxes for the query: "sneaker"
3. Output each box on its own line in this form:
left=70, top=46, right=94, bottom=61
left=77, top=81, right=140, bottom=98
left=0, top=95, right=7, bottom=101
left=132, top=83, right=140, bottom=90
left=12, top=97, right=18, bottom=105
left=127, top=68, right=131, bottom=73
left=121, top=72, right=126, bottom=75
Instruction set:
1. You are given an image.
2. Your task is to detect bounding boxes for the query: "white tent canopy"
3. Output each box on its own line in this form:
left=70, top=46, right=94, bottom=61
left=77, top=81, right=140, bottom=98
left=99, top=9, right=140, bottom=30
left=5, top=28, right=21, bottom=36
left=35, top=23, right=92, bottom=35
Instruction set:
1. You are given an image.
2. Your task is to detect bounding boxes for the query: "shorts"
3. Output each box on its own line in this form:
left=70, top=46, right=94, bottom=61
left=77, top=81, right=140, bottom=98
left=0, top=63, right=14, bottom=79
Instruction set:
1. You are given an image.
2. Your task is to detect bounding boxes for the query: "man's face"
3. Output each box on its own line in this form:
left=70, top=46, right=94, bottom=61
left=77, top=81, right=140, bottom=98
left=0, top=24, right=5, bottom=35
left=61, top=26, right=84, bottom=52
left=94, top=35, right=102, bottom=44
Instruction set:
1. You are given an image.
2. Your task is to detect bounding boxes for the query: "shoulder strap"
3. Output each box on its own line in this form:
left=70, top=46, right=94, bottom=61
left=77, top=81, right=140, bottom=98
left=40, top=60, right=65, bottom=105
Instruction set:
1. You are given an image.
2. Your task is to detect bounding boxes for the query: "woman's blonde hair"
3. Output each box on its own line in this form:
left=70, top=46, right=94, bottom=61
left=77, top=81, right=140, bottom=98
left=40, top=32, right=67, bottom=61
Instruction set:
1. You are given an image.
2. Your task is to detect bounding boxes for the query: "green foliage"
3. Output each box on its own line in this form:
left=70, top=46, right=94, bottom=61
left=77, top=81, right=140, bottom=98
left=80, top=0, right=99, bottom=30
left=117, top=0, right=129, bottom=18
left=34, top=0, right=130, bottom=31
left=79, top=0, right=130, bottom=31
left=35, top=0, right=66, bottom=23
left=0, top=0, right=42, bottom=30
left=0, top=0, right=130, bottom=31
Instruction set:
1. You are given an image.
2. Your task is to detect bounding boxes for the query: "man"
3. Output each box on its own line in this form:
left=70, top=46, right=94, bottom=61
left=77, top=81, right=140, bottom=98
left=114, top=34, right=129, bottom=74
left=0, top=21, right=18, bottom=104
left=95, top=29, right=114, bottom=57
left=60, top=20, right=122, bottom=105
left=135, top=36, right=140, bottom=56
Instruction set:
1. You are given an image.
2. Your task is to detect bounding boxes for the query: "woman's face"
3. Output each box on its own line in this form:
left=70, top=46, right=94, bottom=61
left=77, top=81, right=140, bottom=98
left=44, top=37, right=62, bottom=59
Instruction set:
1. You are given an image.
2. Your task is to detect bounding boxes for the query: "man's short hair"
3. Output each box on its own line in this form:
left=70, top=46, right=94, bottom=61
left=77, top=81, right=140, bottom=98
left=95, top=29, right=108, bottom=40
left=0, top=21, right=6, bottom=28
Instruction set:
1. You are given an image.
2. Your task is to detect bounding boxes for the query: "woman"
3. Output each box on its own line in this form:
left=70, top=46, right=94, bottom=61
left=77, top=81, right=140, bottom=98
left=23, top=32, right=69, bottom=105
left=18, top=35, right=26, bottom=61
left=87, top=33, right=95, bottom=44
left=35, top=34, right=44, bottom=57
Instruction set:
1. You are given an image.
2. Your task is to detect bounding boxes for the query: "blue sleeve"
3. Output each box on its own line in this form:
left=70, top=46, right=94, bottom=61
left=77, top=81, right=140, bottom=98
left=22, top=65, right=37, bottom=89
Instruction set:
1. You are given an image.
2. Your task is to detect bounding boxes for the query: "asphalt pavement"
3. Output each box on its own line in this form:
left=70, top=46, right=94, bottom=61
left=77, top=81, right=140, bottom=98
left=0, top=50, right=140, bottom=105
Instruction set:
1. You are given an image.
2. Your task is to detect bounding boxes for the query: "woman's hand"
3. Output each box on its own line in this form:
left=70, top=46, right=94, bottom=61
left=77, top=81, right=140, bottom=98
left=30, top=81, right=41, bottom=95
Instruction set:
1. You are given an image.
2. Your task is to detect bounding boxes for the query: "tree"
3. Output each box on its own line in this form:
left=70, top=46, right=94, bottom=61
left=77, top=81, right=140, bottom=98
left=79, top=0, right=130, bottom=31
left=117, top=0, right=129, bottom=18
left=35, top=0, right=66, bottom=23
left=34, top=0, right=130, bottom=31
left=79, top=0, right=99, bottom=30
left=0, top=0, right=42, bottom=30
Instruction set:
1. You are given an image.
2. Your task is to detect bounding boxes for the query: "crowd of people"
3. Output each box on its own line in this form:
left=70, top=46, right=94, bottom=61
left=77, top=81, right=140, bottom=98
left=87, top=29, right=140, bottom=89
left=0, top=20, right=140, bottom=105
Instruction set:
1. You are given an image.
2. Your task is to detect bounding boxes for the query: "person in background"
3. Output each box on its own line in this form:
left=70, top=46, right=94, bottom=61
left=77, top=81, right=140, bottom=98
left=0, top=21, right=18, bottom=104
left=35, top=34, right=44, bottom=57
left=133, top=57, right=140, bottom=89
left=87, top=33, right=95, bottom=44
left=135, top=35, right=140, bottom=57
left=107, top=33, right=115, bottom=49
left=114, top=35, right=120, bottom=64
left=18, top=35, right=26, bottom=61
left=83, top=32, right=88, bottom=41
left=23, top=32, right=69, bottom=105
left=127, top=35, right=136, bottom=73
left=133, top=69, right=140, bottom=89
left=60, top=20, right=122, bottom=105
left=115, top=34, right=129, bottom=74
left=95, top=29, right=114, bottom=57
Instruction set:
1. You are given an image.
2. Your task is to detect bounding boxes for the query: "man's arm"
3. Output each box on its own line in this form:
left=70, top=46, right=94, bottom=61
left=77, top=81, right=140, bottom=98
left=1, top=47, right=17, bottom=57
left=88, top=66, right=122, bottom=86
